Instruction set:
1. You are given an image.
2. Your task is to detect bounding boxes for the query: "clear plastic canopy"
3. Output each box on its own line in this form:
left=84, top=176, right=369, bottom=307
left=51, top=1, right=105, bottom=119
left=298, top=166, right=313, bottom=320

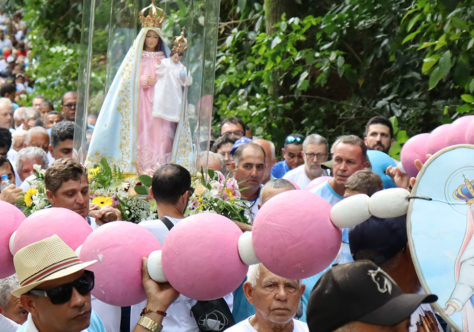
left=75, top=0, right=220, bottom=174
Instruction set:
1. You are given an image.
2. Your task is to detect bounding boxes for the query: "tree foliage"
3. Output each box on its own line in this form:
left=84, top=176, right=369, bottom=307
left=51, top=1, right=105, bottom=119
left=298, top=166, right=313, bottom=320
left=15, top=0, right=472, bottom=149
left=214, top=0, right=473, bottom=150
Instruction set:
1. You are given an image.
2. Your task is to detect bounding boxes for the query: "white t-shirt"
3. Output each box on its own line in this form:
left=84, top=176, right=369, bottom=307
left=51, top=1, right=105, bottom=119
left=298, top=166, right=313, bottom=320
left=283, top=165, right=311, bottom=189
left=283, top=165, right=328, bottom=190
left=225, top=317, right=308, bottom=332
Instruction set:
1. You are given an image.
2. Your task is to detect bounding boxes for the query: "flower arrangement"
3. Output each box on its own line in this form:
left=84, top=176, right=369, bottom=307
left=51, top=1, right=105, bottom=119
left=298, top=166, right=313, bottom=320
left=186, top=169, right=250, bottom=225
left=88, top=158, right=157, bottom=222
left=19, top=165, right=51, bottom=215
left=18, top=158, right=157, bottom=222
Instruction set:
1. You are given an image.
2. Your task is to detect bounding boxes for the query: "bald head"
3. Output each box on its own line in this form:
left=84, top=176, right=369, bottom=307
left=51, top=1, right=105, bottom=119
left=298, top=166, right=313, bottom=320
left=253, top=138, right=276, bottom=184
left=260, top=178, right=296, bottom=205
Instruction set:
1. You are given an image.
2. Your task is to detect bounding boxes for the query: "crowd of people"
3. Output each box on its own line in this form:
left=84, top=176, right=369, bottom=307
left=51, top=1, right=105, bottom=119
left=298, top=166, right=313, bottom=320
left=0, top=6, right=460, bottom=332
left=1, top=102, right=456, bottom=332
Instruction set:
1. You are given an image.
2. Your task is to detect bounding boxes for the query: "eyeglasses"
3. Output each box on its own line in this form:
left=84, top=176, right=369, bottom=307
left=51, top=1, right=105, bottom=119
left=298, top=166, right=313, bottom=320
left=29, top=270, right=94, bottom=305
left=305, top=153, right=328, bottom=160
left=227, top=130, right=244, bottom=137
left=63, top=103, right=76, bottom=109
left=285, top=135, right=303, bottom=145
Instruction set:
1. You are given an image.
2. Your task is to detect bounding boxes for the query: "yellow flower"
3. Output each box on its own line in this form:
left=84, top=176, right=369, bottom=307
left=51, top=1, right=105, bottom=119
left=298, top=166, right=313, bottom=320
left=88, top=167, right=101, bottom=181
left=225, top=188, right=235, bottom=201
left=92, top=196, right=114, bottom=207
left=24, top=188, right=38, bottom=207
left=194, top=184, right=207, bottom=196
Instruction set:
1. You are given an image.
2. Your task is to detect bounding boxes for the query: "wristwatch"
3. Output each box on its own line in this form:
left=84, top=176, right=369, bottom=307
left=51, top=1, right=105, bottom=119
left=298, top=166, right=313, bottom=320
left=137, top=315, right=163, bottom=332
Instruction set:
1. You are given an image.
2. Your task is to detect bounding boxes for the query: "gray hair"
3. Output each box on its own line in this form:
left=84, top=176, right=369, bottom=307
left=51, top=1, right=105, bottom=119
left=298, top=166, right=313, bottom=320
left=0, top=274, right=19, bottom=309
left=51, top=121, right=74, bottom=149
left=246, top=264, right=261, bottom=287
left=25, top=126, right=49, bottom=145
left=0, top=97, right=12, bottom=111
left=12, top=130, right=26, bottom=139
left=23, top=107, right=40, bottom=122
left=246, top=263, right=301, bottom=287
left=197, top=151, right=225, bottom=173
left=303, top=134, right=328, bottom=153
left=15, top=146, right=49, bottom=171
left=13, top=106, right=24, bottom=122
left=331, top=135, right=368, bottom=162
left=263, top=178, right=296, bottom=191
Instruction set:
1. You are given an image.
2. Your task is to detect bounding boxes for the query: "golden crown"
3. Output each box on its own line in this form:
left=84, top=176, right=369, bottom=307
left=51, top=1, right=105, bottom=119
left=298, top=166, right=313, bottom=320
left=139, top=0, right=165, bottom=28
left=172, top=27, right=188, bottom=53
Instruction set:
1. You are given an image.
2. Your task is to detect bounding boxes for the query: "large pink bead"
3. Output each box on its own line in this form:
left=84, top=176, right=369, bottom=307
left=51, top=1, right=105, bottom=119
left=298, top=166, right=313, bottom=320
left=0, top=201, right=25, bottom=277
left=162, top=213, right=247, bottom=300
left=12, top=207, right=92, bottom=254
left=253, top=190, right=341, bottom=279
left=401, top=133, right=430, bottom=178
left=80, top=221, right=161, bottom=306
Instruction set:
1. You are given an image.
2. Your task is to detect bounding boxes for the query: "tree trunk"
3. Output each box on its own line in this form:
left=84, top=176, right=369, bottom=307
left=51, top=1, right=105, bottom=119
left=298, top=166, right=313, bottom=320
left=264, top=0, right=301, bottom=96
left=264, top=0, right=300, bottom=34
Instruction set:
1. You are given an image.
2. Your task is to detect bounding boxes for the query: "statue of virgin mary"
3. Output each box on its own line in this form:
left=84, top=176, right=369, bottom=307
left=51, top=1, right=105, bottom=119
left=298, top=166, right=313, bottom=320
left=86, top=0, right=195, bottom=175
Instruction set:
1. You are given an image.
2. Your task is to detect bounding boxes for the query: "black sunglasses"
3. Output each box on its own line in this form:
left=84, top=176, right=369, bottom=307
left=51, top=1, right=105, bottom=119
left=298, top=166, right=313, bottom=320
left=29, top=270, right=94, bottom=305
left=285, top=135, right=304, bottom=145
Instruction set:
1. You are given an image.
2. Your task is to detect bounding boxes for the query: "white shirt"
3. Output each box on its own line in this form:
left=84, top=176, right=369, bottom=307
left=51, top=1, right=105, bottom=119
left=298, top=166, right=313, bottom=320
left=225, top=317, right=308, bottom=332
left=91, top=296, right=120, bottom=332
left=284, top=165, right=328, bottom=190
left=20, top=174, right=35, bottom=192
left=0, top=37, right=12, bottom=50
left=131, top=217, right=233, bottom=332
left=283, top=165, right=311, bottom=189
left=0, top=314, right=19, bottom=332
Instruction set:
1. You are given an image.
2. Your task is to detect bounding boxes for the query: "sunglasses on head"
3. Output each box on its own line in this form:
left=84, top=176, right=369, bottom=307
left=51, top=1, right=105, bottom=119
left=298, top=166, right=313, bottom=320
left=285, top=135, right=303, bottom=145
left=29, top=270, right=94, bottom=305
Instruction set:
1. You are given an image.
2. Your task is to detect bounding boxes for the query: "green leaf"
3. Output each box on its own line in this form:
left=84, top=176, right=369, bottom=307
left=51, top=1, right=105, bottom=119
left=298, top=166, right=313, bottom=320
left=429, top=67, right=443, bottom=90
left=468, top=38, right=474, bottom=50
left=434, top=34, right=447, bottom=51
left=460, top=94, right=474, bottom=103
left=402, top=29, right=421, bottom=44
left=138, top=175, right=153, bottom=187
left=237, top=0, right=246, bottom=14
left=456, top=103, right=473, bottom=114
left=417, top=41, right=437, bottom=50
left=422, top=55, right=439, bottom=74
left=428, top=51, right=451, bottom=89
left=396, top=130, right=409, bottom=143
left=271, top=36, right=282, bottom=49
left=134, top=185, right=148, bottom=196
left=450, top=17, right=469, bottom=31
left=296, top=70, right=309, bottom=90
left=336, top=56, right=345, bottom=77
left=407, top=13, right=421, bottom=32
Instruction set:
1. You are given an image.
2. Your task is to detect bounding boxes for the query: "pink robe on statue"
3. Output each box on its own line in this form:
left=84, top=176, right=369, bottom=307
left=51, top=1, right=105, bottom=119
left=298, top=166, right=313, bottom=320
left=137, top=50, right=178, bottom=175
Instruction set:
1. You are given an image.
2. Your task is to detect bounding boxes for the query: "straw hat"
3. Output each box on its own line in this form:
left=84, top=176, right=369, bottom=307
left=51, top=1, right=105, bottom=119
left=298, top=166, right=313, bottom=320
left=12, top=234, right=97, bottom=297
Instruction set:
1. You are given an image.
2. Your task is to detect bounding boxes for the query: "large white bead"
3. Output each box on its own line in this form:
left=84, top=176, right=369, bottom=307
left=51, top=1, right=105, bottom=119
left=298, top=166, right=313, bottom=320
left=147, top=250, right=167, bottom=282
left=330, top=194, right=371, bottom=228
left=368, top=188, right=410, bottom=218
left=238, top=231, right=260, bottom=265
left=9, top=231, right=16, bottom=255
